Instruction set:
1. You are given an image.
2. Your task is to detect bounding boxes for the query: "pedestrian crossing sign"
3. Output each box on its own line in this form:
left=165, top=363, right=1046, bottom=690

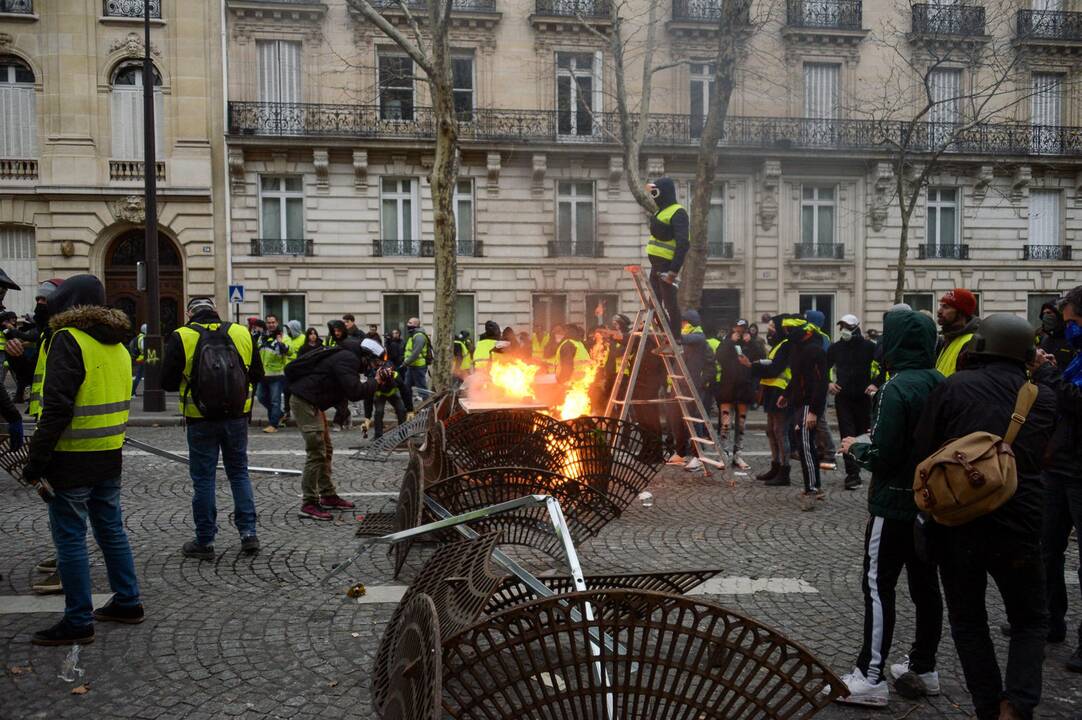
left=228, top=285, right=244, bottom=304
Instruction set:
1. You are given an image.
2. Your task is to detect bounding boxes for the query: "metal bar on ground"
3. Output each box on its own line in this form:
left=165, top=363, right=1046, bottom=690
left=124, top=437, right=303, bottom=476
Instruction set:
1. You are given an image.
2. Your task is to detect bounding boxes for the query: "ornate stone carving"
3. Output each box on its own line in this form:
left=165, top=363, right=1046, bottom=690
left=313, top=148, right=329, bottom=190
left=486, top=152, right=501, bottom=191
left=353, top=150, right=368, bottom=190
left=757, top=160, right=781, bottom=231
left=109, top=195, right=146, bottom=224
left=532, top=154, right=547, bottom=188
left=646, top=157, right=664, bottom=179
left=869, top=162, right=893, bottom=232
left=972, top=164, right=994, bottom=203
left=0, top=33, right=13, bottom=50
left=228, top=147, right=246, bottom=195
left=110, top=32, right=161, bottom=59
left=1012, top=164, right=1032, bottom=202
left=608, top=156, right=624, bottom=189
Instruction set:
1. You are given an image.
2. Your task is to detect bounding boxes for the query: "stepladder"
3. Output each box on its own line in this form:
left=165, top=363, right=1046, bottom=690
left=604, top=265, right=732, bottom=484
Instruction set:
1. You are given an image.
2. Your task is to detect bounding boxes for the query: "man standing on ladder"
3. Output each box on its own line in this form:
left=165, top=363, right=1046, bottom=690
left=646, top=178, right=690, bottom=341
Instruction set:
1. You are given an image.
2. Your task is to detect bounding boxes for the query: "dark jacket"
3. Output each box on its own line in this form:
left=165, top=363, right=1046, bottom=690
left=647, top=177, right=690, bottom=272
left=1038, top=302, right=1076, bottom=371
left=1033, top=358, right=1082, bottom=478
left=913, top=358, right=1056, bottom=543
left=161, top=310, right=265, bottom=417
left=750, top=314, right=796, bottom=412
left=680, top=325, right=710, bottom=395
left=850, top=311, right=943, bottom=521
left=385, top=337, right=405, bottom=366
left=286, top=345, right=376, bottom=411
left=827, top=329, right=878, bottom=398
left=24, top=304, right=131, bottom=488
left=716, top=335, right=762, bottom=401
left=784, top=326, right=828, bottom=416
left=935, top=316, right=981, bottom=358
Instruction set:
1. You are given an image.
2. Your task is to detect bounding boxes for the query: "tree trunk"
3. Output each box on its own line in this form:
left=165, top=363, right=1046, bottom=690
left=893, top=172, right=914, bottom=305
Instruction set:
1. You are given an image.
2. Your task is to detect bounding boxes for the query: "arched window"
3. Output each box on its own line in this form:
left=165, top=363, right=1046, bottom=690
left=0, top=225, right=37, bottom=315
left=111, top=62, right=163, bottom=160
left=0, top=57, right=37, bottom=159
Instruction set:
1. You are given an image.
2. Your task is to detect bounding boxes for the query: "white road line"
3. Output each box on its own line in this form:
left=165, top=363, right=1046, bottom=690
left=350, top=586, right=408, bottom=604
left=688, top=577, right=819, bottom=595
left=127, top=450, right=377, bottom=457
left=0, top=594, right=114, bottom=615
left=294, top=492, right=397, bottom=498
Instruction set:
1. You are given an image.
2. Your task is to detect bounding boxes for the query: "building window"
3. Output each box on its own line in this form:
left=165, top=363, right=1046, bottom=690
left=452, top=54, right=474, bottom=121
left=379, top=53, right=413, bottom=121
left=556, top=181, right=595, bottom=257
left=903, top=293, right=935, bottom=314
left=381, top=177, right=420, bottom=255
left=1028, top=293, right=1061, bottom=324
left=926, top=187, right=959, bottom=250
left=1029, top=189, right=1061, bottom=247
left=799, top=294, right=834, bottom=332
left=556, top=52, right=600, bottom=137
left=111, top=63, right=163, bottom=160
left=1032, top=72, right=1063, bottom=154
left=257, top=40, right=301, bottom=105
left=803, top=62, right=838, bottom=120
left=0, top=225, right=35, bottom=315
left=104, top=1, right=161, bottom=19
left=259, top=176, right=304, bottom=252
left=800, top=185, right=835, bottom=250
left=455, top=294, right=475, bottom=339
left=691, top=182, right=726, bottom=257
left=585, top=293, right=619, bottom=330
left=0, top=58, right=37, bottom=159
left=454, top=179, right=475, bottom=256
left=533, top=294, right=567, bottom=331
left=929, top=68, right=961, bottom=147
left=384, top=293, right=420, bottom=337
left=263, top=294, right=306, bottom=328
left=689, top=61, right=716, bottom=139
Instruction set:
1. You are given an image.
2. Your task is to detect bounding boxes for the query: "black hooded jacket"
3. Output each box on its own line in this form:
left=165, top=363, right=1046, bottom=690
left=785, top=324, right=828, bottom=416
left=23, top=275, right=130, bottom=488
left=286, top=343, right=377, bottom=411
left=648, top=177, right=690, bottom=272
left=826, top=328, right=877, bottom=399
left=1038, top=301, right=1076, bottom=371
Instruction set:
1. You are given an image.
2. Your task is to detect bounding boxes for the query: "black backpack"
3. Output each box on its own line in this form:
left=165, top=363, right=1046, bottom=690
left=186, top=323, right=250, bottom=420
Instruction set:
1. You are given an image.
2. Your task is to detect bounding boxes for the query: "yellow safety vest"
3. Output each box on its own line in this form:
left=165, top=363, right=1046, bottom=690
left=706, top=337, right=721, bottom=382
left=405, top=331, right=430, bottom=368
left=646, top=203, right=684, bottom=261
left=531, top=333, right=549, bottom=359
left=134, top=333, right=146, bottom=363
left=175, top=321, right=254, bottom=419
left=454, top=340, right=473, bottom=371
left=286, top=334, right=305, bottom=364
left=473, top=338, right=498, bottom=366
left=556, top=338, right=592, bottom=375
left=935, top=332, right=974, bottom=378
left=38, top=328, right=131, bottom=452
left=376, top=370, right=400, bottom=398
left=760, top=339, right=791, bottom=390
left=28, top=344, right=47, bottom=417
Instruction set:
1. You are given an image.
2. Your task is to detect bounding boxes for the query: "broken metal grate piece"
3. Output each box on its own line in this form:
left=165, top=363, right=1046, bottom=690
left=380, top=592, right=442, bottom=720
left=441, top=410, right=575, bottom=475
left=392, top=449, right=425, bottom=578
left=355, top=512, right=396, bottom=537
left=0, top=435, right=30, bottom=485
left=442, top=589, right=848, bottom=719
left=559, top=416, right=668, bottom=514
left=372, top=533, right=502, bottom=717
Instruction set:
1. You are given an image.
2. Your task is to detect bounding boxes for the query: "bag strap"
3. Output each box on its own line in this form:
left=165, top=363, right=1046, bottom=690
left=1003, top=382, right=1039, bottom=445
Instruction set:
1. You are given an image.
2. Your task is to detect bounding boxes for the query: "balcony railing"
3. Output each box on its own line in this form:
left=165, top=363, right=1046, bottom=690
left=373, top=238, right=435, bottom=257
left=672, top=0, right=720, bottom=21
left=911, top=3, right=985, bottom=36
left=794, top=242, right=844, bottom=260
left=228, top=102, right=1082, bottom=158
left=250, top=238, right=314, bottom=257
left=786, top=0, right=862, bottom=30
left=707, top=241, right=734, bottom=259
left=104, top=0, right=161, bottom=18
left=0, top=0, right=33, bottom=14
left=1022, top=244, right=1073, bottom=261
left=109, top=160, right=166, bottom=182
left=0, top=158, right=37, bottom=180
left=548, top=239, right=604, bottom=258
left=1016, top=9, right=1082, bottom=41
left=457, top=239, right=484, bottom=257
left=534, top=0, right=611, bottom=18
left=369, top=0, right=498, bottom=11
left=918, top=243, right=969, bottom=260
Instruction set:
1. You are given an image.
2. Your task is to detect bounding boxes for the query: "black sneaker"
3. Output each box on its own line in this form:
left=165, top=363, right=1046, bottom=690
left=31, top=619, right=94, bottom=646
left=93, top=598, right=145, bottom=625
left=182, top=541, right=215, bottom=561
left=844, top=475, right=863, bottom=491
left=765, top=467, right=792, bottom=486
left=35, top=557, right=57, bottom=574
left=1068, top=646, right=1082, bottom=674
left=240, top=535, right=261, bottom=555
left=31, top=571, right=62, bottom=595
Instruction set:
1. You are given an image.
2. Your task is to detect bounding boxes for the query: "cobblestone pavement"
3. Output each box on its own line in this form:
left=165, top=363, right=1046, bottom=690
left=1, top=423, right=1079, bottom=720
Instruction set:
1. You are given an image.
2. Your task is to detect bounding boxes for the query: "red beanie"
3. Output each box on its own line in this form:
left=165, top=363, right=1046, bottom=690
left=940, top=288, right=977, bottom=318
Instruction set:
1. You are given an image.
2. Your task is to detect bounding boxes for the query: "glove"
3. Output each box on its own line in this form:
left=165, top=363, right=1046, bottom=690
left=8, top=417, right=23, bottom=450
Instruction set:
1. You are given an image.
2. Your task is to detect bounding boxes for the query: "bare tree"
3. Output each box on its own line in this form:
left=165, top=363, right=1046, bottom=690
left=347, top=0, right=458, bottom=390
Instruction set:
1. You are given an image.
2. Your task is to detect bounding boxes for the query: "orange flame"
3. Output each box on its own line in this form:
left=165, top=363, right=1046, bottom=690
left=485, top=357, right=539, bottom=402
left=554, top=334, right=608, bottom=421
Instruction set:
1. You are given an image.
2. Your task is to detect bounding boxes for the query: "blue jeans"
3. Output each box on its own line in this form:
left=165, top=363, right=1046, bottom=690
left=49, top=477, right=141, bottom=628
left=403, top=365, right=428, bottom=412
left=256, top=376, right=285, bottom=427
left=131, top=363, right=144, bottom=396
left=187, top=417, right=258, bottom=545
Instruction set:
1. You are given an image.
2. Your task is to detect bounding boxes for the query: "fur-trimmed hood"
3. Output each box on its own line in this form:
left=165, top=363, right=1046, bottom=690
left=49, top=305, right=131, bottom=345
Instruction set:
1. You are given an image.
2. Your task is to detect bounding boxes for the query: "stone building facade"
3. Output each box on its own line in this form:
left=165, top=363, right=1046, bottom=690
left=0, top=0, right=225, bottom=330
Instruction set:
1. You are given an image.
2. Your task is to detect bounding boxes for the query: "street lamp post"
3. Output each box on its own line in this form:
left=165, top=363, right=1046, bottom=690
left=141, top=0, right=165, bottom=412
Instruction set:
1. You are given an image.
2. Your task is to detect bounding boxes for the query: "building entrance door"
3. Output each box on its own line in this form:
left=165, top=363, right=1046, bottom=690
left=104, top=230, right=184, bottom=340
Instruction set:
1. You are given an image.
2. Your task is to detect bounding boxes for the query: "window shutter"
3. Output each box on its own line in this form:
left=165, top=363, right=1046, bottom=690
left=1031, top=73, right=1062, bottom=127
left=592, top=50, right=603, bottom=115
left=803, top=63, right=838, bottom=120
left=0, top=85, right=37, bottom=158
left=112, top=87, right=141, bottom=159
left=0, top=226, right=36, bottom=315
left=1029, top=190, right=1060, bottom=247
left=1033, top=0, right=1061, bottom=12
left=280, top=41, right=301, bottom=104
left=929, top=69, right=961, bottom=125
left=257, top=41, right=279, bottom=103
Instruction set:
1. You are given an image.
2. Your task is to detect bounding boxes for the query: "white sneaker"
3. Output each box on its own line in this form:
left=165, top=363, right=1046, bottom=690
left=835, top=668, right=889, bottom=707
left=733, top=454, right=751, bottom=470
left=890, top=656, right=941, bottom=697
left=666, top=454, right=685, bottom=465
left=684, top=457, right=704, bottom=472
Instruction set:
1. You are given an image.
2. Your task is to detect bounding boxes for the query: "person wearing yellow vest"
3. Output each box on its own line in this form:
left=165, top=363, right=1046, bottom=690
left=453, top=330, right=474, bottom=382
left=282, top=320, right=306, bottom=421
left=23, top=274, right=144, bottom=646
left=530, top=324, right=550, bottom=360
left=162, top=296, right=264, bottom=562
left=372, top=364, right=407, bottom=438
left=129, top=323, right=146, bottom=398
left=744, top=314, right=798, bottom=486
left=554, top=324, right=591, bottom=384
left=935, top=288, right=980, bottom=378
left=256, top=314, right=290, bottom=433
left=399, top=318, right=430, bottom=414
left=472, top=320, right=502, bottom=369
left=646, top=177, right=690, bottom=340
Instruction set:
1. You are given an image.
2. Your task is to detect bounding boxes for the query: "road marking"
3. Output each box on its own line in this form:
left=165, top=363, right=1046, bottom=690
left=0, top=594, right=114, bottom=615
left=689, top=577, right=819, bottom=595
left=127, top=449, right=377, bottom=457
left=294, top=492, right=398, bottom=498
left=349, top=586, right=408, bottom=604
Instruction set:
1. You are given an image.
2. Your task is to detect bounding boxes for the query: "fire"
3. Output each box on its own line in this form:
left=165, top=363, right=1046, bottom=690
left=554, top=334, right=608, bottom=421
left=487, top=358, right=540, bottom=401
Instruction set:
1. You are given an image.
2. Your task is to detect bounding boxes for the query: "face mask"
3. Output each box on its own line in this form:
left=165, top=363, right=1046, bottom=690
left=1066, top=320, right=1082, bottom=348
left=1042, top=315, right=1059, bottom=333
left=840, top=329, right=853, bottom=342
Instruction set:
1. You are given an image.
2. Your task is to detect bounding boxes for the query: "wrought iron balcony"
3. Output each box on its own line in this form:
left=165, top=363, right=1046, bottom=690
left=794, top=242, right=844, bottom=260
left=457, top=239, right=484, bottom=257
left=535, top=0, right=611, bottom=18
left=672, top=0, right=719, bottom=21
left=368, top=0, right=497, bottom=11
left=1022, top=244, right=1073, bottom=261
left=250, top=238, right=314, bottom=257
left=707, top=241, right=734, bottom=259
left=548, top=239, right=604, bottom=258
left=786, top=0, right=862, bottom=30
left=0, top=0, right=33, bottom=14
left=911, top=3, right=985, bottom=36
left=373, top=238, right=434, bottom=257
left=1016, top=9, right=1082, bottom=41
left=104, top=0, right=161, bottom=18
left=917, top=243, right=969, bottom=260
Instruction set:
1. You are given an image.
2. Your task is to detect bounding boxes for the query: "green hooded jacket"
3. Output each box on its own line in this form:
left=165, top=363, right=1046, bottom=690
left=849, top=311, right=943, bottom=521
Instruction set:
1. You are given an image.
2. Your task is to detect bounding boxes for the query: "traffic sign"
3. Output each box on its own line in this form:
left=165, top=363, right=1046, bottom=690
left=228, top=285, right=245, bottom=304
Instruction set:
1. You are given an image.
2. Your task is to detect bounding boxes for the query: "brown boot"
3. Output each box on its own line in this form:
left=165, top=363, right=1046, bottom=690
left=998, top=699, right=1023, bottom=720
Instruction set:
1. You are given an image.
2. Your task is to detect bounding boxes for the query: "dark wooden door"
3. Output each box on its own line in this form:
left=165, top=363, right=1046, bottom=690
left=104, top=230, right=183, bottom=340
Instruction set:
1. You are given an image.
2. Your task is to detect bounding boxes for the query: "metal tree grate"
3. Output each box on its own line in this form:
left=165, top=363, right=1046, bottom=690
left=0, top=436, right=31, bottom=486
left=380, top=593, right=442, bottom=720
left=351, top=407, right=432, bottom=462
left=426, top=467, right=619, bottom=558
left=392, top=449, right=426, bottom=578
left=483, top=569, right=722, bottom=618
left=372, top=533, right=502, bottom=716
left=442, top=589, right=848, bottom=719
left=560, top=416, right=668, bottom=513
left=442, top=410, right=576, bottom=474
left=418, top=421, right=448, bottom=487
